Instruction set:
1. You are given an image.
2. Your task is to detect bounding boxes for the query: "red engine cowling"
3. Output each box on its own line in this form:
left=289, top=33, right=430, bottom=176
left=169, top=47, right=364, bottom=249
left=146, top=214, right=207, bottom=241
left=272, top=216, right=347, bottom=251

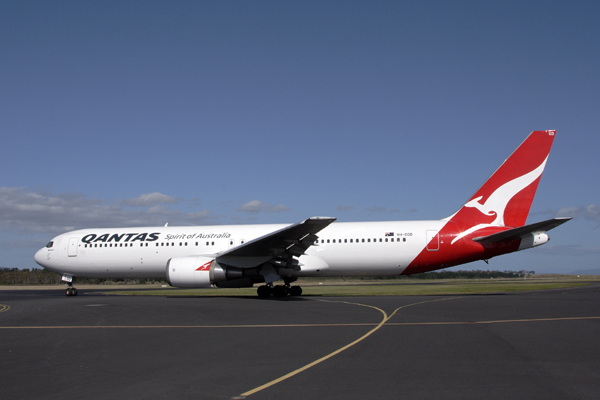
left=166, top=256, right=216, bottom=288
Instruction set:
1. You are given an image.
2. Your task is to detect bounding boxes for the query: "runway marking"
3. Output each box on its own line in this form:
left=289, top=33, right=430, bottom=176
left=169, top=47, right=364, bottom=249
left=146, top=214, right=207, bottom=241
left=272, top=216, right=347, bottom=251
left=237, top=297, right=455, bottom=398
left=0, top=304, right=9, bottom=313
left=1, top=316, right=599, bottom=330
left=387, top=316, right=600, bottom=326
left=0, top=323, right=377, bottom=329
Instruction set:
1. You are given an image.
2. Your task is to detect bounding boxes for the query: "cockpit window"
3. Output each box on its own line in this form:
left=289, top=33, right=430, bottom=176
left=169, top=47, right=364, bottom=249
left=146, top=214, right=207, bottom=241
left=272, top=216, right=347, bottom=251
left=46, top=241, right=54, bottom=248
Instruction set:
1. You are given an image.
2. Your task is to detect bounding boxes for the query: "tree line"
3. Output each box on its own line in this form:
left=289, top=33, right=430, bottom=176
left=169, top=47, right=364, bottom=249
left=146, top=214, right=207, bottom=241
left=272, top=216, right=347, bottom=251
left=1, top=267, right=535, bottom=285
left=364, top=269, right=536, bottom=280
left=0, top=268, right=167, bottom=285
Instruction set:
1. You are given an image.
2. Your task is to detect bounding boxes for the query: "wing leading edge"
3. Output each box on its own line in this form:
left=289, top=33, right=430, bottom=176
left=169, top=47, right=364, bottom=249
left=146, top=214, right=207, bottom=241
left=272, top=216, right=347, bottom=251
left=215, top=217, right=336, bottom=269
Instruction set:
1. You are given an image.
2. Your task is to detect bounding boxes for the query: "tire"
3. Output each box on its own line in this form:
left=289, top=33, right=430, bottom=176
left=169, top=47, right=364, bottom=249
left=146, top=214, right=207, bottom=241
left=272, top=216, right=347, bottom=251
left=272, top=285, right=288, bottom=297
left=257, top=285, right=272, bottom=297
left=289, top=286, right=302, bottom=296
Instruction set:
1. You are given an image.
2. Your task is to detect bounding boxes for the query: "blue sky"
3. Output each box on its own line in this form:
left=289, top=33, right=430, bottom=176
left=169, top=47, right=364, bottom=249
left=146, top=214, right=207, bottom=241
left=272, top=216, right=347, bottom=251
left=1, top=1, right=599, bottom=274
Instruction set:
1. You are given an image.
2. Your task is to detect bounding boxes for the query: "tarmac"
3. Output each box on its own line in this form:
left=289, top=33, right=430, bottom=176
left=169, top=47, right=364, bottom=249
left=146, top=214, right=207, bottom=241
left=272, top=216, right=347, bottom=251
left=1, top=284, right=599, bottom=399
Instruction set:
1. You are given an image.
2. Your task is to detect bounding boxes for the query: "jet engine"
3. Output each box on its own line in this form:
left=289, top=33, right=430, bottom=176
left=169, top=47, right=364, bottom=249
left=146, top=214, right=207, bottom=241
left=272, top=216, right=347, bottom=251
left=166, top=256, right=261, bottom=288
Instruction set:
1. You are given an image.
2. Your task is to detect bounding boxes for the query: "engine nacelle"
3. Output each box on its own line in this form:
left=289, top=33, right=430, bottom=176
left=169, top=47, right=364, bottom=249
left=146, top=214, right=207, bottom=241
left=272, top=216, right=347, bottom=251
left=166, top=256, right=216, bottom=288
left=166, top=256, right=262, bottom=288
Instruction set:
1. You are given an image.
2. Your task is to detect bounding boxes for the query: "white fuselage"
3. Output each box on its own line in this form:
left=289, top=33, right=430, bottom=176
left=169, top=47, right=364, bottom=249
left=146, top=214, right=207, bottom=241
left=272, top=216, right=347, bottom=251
left=34, top=220, right=446, bottom=279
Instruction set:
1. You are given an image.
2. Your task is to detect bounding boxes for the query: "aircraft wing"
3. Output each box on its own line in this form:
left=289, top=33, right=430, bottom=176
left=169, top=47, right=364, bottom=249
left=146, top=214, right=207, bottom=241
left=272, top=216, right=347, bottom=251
left=472, top=217, right=572, bottom=244
left=215, top=216, right=336, bottom=269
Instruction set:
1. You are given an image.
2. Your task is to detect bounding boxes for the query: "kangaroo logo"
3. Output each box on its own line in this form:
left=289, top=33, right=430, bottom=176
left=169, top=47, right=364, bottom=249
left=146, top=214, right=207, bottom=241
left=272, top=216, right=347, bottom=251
left=195, top=261, right=212, bottom=271
left=451, top=156, right=548, bottom=244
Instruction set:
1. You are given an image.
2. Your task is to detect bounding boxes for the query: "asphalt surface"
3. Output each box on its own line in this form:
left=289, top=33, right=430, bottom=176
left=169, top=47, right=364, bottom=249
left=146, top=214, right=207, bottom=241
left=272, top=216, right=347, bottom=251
left=1, top=284, right=599, bottom=400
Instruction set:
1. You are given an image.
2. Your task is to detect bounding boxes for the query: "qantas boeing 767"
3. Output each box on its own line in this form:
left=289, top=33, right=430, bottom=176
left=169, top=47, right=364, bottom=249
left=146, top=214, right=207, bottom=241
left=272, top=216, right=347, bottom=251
left=35, top=130, right=570, bottom=297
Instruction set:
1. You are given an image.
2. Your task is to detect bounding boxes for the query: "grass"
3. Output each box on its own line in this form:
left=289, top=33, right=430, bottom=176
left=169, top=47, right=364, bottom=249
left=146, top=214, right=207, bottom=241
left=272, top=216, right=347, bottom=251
left=106, top=277, right=593, bottom=297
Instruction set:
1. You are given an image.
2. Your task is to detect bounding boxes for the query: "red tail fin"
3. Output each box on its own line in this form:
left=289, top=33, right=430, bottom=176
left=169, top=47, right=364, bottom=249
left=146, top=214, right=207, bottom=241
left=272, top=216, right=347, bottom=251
left=447, top=130, right=556, bottom=230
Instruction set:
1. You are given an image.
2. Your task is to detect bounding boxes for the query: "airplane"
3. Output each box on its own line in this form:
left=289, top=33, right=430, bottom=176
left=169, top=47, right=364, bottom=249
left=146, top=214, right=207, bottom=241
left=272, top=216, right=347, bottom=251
left=34, top=130, right=571, bottom=297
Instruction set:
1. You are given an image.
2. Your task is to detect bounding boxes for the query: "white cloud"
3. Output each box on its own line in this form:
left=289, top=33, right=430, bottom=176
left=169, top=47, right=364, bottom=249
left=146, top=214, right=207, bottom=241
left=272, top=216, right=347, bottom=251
left=0, top=239, right=45, bottom=250
left=237, top=200, right=291, bottom=214
left=0, top=187, right=214, bottom=235
left=556, top=204, right=600, bottom=223
left=366, top=206, right=387, bottom=212
left=124, top=192, right=178, bottom=207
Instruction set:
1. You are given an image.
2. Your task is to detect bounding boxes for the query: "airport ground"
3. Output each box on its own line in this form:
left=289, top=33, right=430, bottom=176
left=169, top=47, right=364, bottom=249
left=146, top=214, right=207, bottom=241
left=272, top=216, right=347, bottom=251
left=1, top=282, right=599, bottom=399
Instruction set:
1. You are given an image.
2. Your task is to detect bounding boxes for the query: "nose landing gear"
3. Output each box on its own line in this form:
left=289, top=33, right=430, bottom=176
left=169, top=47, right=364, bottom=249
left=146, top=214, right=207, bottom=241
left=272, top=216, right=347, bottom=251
left=62, top=274, right=78, bottom=296
left=65, top=286, right=78, bottom=296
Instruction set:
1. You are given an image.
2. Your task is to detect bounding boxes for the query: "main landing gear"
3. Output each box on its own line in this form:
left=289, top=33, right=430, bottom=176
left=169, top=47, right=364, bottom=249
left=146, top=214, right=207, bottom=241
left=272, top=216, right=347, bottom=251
left=257, top=279, right=303, bottom=298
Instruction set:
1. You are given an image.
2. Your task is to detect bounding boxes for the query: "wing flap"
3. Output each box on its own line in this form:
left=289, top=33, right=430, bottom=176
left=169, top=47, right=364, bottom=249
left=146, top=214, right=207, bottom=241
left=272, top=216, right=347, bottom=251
left=472, top=217, right=571, bottom=244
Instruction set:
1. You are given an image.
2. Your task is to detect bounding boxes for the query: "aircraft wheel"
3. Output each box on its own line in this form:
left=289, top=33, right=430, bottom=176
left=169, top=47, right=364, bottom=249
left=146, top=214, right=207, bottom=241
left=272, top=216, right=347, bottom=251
left=272, top=285, right=288, bottom=297
left=289, top=286, right=302, bottom=296
left=72, top=288, right=78, bottom=296
left=257, top=285, right=272, bottom=297
left=65, top=288, right=72, bottom=296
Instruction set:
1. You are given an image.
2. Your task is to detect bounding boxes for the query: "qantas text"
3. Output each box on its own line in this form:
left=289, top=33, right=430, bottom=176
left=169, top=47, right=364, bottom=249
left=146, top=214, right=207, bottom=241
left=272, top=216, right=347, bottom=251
left=81, top=233, right=160, bottom=244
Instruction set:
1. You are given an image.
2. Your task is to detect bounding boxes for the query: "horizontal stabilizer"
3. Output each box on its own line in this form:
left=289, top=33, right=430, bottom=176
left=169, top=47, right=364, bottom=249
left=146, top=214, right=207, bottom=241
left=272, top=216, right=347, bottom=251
left=472, top=217, right=572, bottom=244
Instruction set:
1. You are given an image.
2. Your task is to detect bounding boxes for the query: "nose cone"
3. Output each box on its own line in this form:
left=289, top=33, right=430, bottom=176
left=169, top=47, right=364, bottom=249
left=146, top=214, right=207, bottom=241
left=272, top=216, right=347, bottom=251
left=34, top=248, right=47, bottom=267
